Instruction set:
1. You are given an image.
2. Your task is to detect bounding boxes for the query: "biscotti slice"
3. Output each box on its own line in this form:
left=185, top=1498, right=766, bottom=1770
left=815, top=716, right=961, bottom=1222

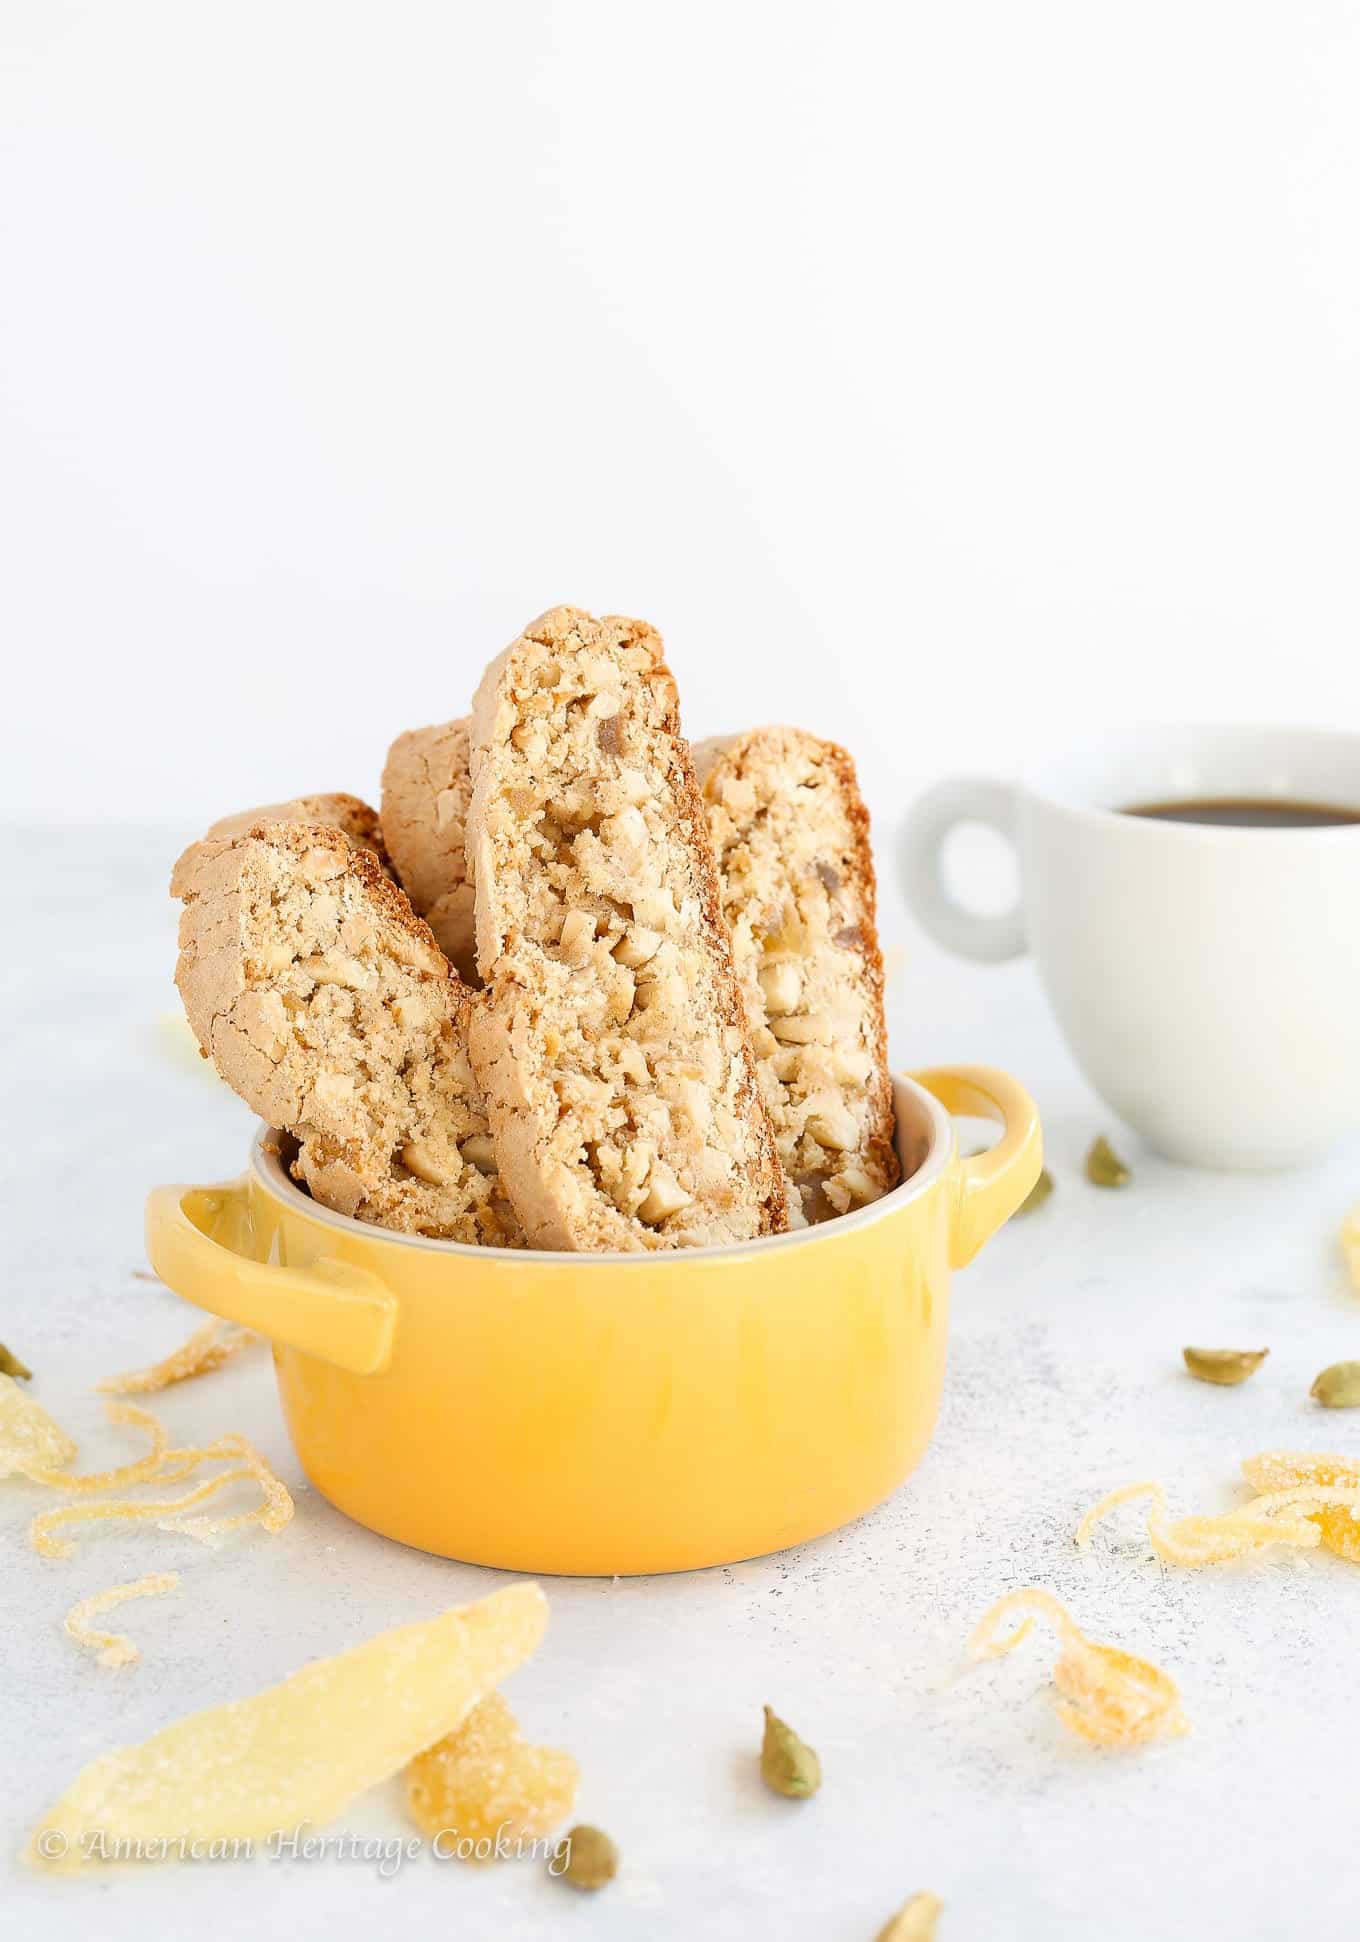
left=467, top=606, right=787, bottom=1251
left=380, top=718, right=478, bottom=985
left=172, top=821, right=521, bottom=1245
left=200, top=793, right=391, bottom=871
left=693, top=728, right=898, bottom=1225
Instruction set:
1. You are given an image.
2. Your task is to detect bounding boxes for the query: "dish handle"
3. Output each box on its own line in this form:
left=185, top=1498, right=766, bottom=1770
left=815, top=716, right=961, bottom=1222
left=910, top=1065, right=1043, bottom=1268
left=144, top=1180, right=397, bottom=1375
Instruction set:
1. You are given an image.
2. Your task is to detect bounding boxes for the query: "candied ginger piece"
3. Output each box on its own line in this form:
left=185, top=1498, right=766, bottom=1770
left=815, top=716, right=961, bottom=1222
left=0, top=1374, right=77, bottom=1478
left=30, top=1582, right=549, bottom=1869
left=65, top=1574, right=179, bottom=1669
left=968, top=1587, right=1186, bottom=1748
left=98, top=1321, right=259, bottom=1396
left=1241, top=1453, right=1360, bottom=1562
left=407, top=1691, right=579, bottom=1857
left=1312, top=1504, right=1360, bottom=1563
left=1241, top=1450, right=1360, bottom=1492
left=1078, top=1472, right=1360, bottom=1566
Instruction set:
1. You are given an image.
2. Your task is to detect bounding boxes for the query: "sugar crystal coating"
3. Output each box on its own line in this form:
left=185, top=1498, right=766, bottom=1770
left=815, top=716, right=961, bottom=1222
left=64, top=1573, right=180, bottom=1669
left=31, top=1582, right=549, bottom=1868
left=406, top=1691, right=578, bottom=1857
left=1240, top=1451, right=1360, bottom=1562
left=30, top=1425, right=292, bottom=1559
left=1077, top=1470, right=1360, bottom=1566
left=98, top=1321, right=259, bottom=1396
left=969, top=1587, right=1186, bottom=1748
left=0, top=1374, right=77, bottom=1477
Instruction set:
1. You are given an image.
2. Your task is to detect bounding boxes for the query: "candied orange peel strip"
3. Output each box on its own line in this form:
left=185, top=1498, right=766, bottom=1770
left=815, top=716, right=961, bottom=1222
left=31, top=1438, right=293, bottom=1560
left=19, top=1402, right=170, bottom=1494
left=64, top=1573, right=180, bottom=1668
left=406, top=1690, right=579, bottom=1858
left=13, top=1388, right=292, bottom=1561
left=7, top=1384, right=293, bottom=1668
left=968, top=1587, right=1187, bottom=1748
left=1077, top=1467, right=1360, bottom=1565
left=97, top=1320, right=259, bottom=1396
left=163, top=1434, right=294, bottom=1546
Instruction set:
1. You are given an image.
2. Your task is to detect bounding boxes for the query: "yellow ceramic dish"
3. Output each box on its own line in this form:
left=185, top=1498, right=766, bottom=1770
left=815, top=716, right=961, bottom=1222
left=145, top=1065, right=1040, bottom=1575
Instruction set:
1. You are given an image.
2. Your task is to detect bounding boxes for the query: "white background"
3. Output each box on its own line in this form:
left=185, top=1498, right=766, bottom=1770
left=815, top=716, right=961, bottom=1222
left=4, top=0, right=1360, bottom=844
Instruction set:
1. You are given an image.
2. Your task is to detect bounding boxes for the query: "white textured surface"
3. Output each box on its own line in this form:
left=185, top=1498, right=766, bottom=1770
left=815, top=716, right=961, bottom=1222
left=4, top=828, right=1359, bottom=1939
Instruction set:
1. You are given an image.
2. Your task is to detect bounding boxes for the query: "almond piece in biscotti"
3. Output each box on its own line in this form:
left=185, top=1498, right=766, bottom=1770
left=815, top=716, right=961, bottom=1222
left=380, top=718, right=479, bottom=986
left=466, top=606, right=787, bottom=1252
left=693, top=728, right=898, bottom=1225
left=171, top=821, right=521, bottom=1245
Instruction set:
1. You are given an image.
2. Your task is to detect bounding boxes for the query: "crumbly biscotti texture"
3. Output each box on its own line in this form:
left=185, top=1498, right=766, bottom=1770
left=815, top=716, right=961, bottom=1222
left=380, top=718, right=478, bottom=985
left=693, top=728, right=898, bottom=1224
left=467, top=606, right=787, bottom=1251
left=172, top=821, right=521, bottom=1245
left=200, top=793, right=392, bottom=872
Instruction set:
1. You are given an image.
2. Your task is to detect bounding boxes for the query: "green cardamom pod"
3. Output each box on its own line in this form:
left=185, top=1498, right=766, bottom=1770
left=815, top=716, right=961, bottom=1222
left=760, top=1704, right=821, bottom=1798
left=1085, top=1136, right=1130, bottom=1188
left=876, top=1892, right=944, bottom=1942
left=0, top=1344, right=32, bottom=1381
left=1182, top=1346, right=1268, bottom=1387
left=1310, top=1360, right=1360, bottom=1408
left=1015, top=1167, right=1054, bottom=1215
left=549, top=1824, right=618, bottom=1891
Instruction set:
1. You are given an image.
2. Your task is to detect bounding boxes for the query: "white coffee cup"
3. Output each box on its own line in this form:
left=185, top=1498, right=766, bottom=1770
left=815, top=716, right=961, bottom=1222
left=899, top=726, right=1360, bottom=1170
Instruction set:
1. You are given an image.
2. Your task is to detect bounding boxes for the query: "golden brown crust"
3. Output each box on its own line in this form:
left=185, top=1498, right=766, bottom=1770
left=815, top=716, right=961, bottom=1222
left=468, top=606, right=786, bottom=1251
left=694, top=727, right=897, bottom=1222
left=171, top=820, right=521, bottom=1245
left=379, top=718, right=478, bottom=985
left=171, top=793, right=392, bottom=900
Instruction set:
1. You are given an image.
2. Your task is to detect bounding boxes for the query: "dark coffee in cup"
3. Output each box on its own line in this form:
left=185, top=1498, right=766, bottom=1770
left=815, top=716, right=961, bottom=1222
left=1122, top=797, right=1360, bottom=829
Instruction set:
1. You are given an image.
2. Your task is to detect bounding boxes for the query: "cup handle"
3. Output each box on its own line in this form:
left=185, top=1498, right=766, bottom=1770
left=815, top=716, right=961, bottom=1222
left=144, top=1179, right=397, bottom=1376
left=911, top=1065, right=1043, bottom=1267
left=899, top=777, right=1026, bottom=962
